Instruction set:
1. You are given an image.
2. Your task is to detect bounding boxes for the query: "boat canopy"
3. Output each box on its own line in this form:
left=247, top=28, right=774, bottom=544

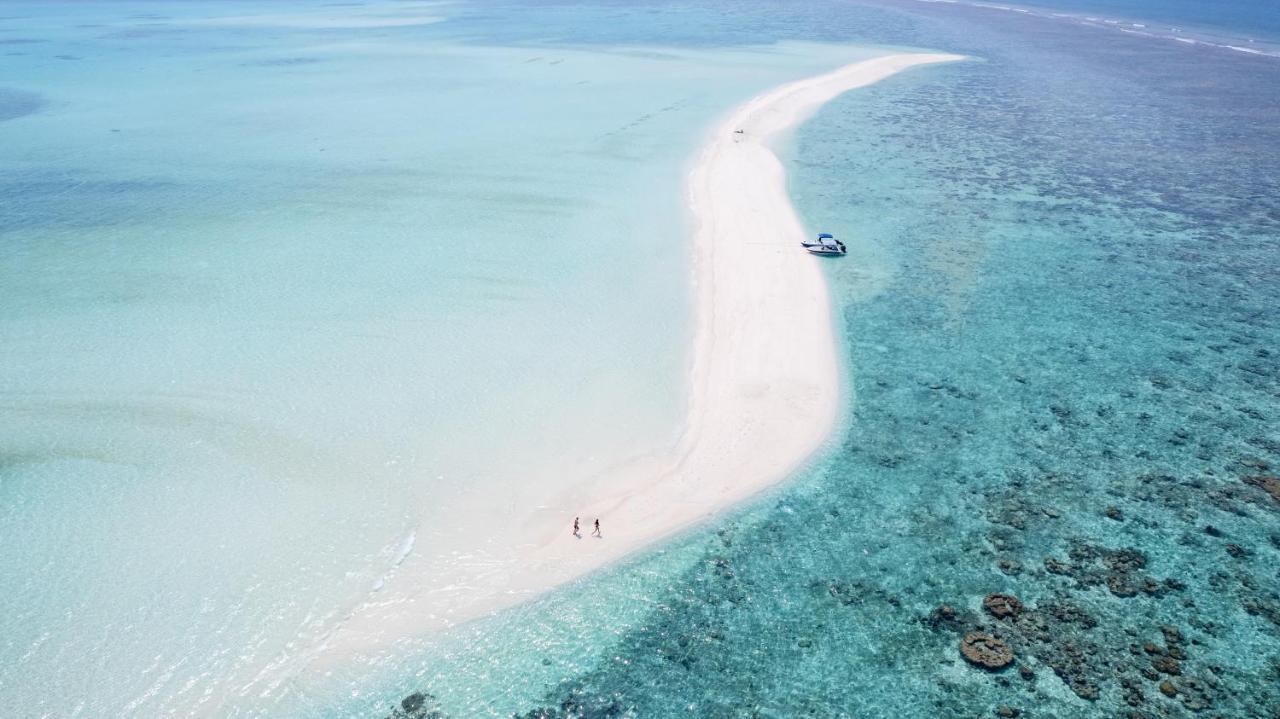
left=817, top=233, right=834, bottom=239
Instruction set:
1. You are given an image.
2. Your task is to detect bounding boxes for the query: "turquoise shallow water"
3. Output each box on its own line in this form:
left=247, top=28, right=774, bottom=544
left=0, top=2, right=888, bottom=716
left=343, top=2, right=1279, bottom=718
left=3, top=0, right=1279, bottom=717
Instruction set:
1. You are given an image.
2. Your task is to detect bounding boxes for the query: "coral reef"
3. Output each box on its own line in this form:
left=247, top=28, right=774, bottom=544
left=960, top=632, right=1015, bottom=669
left=386, top=692, right=446, bottom=719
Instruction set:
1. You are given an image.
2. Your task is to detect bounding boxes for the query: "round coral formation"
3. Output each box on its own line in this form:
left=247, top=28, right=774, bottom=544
left=960, top=632, right=1015, bottom=670
left=983, top=593, right=1023, bottom=619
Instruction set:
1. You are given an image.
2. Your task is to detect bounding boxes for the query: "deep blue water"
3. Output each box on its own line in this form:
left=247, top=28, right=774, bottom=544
left=1008, top=0, right=1280, bottom=41
left=367, top=1, right=1280, bottom=717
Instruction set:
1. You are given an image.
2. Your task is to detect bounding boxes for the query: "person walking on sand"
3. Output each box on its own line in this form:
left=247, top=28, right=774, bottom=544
left=572, top=517, right=580, bottom=537
left=592, top=518, right=601, bottom=537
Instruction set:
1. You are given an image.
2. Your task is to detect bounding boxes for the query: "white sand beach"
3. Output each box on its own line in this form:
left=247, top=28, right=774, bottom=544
left=297, top=51, right=964, bottom=680
left=506, top=52, right=968, bottom=587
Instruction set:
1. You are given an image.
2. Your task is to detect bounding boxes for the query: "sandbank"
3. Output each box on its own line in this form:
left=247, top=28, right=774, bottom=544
left=292, top=50, right=965, bottom=684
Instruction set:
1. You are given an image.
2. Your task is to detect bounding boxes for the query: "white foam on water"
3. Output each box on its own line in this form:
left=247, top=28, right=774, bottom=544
left=910, top=0, right=1280, bottom=61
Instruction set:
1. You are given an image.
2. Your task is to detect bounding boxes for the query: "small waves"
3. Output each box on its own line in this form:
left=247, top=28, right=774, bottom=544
left=371, top=529, right=417, bottom=592
left=908, top=0, right=1280, bottom=59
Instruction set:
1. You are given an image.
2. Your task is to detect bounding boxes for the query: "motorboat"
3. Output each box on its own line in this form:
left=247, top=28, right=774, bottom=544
left=802, top=233, right=846, bottom=256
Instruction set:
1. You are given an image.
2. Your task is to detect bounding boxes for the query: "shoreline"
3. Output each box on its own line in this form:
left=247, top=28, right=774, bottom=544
left=294, top=50, right=965, bottom=688
left=509, top=50, right=965, bottom=602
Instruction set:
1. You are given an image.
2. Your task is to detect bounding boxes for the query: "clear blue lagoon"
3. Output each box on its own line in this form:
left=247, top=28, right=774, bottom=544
left=1, top=1, right=1277, bottom=718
